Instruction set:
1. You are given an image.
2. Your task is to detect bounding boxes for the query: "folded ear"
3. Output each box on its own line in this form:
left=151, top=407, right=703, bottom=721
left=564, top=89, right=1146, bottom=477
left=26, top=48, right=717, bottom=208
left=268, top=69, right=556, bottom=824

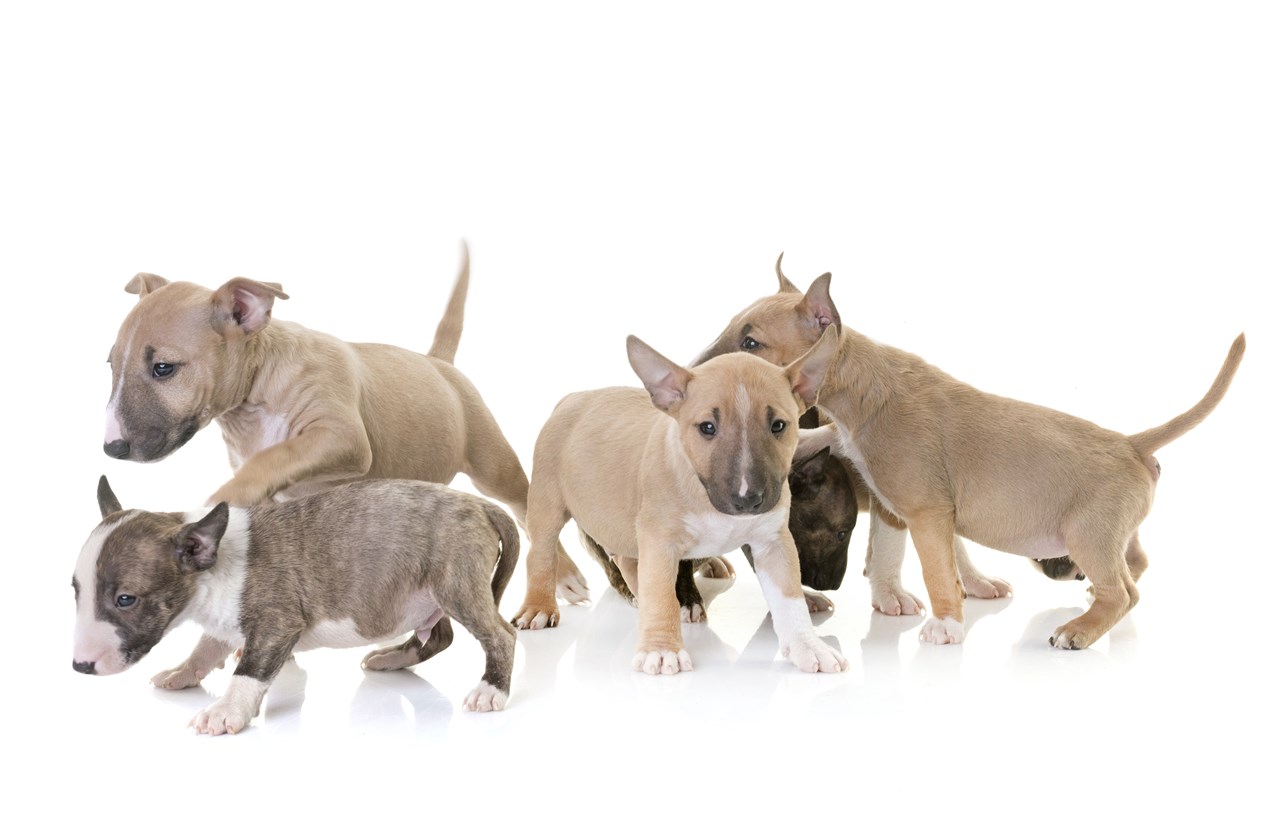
left=174, top=503, right=229, bottom=574
left=785, top=325, right=839, bottom=408
left=798, top=272, right=840, bottom=332
left=97, top=476, right=122, bottom=519
left=212, top=278, right=289, bottom=336
left=627, top=335, right=693, bottom=414
left=125, top=273, right=169, bottom=297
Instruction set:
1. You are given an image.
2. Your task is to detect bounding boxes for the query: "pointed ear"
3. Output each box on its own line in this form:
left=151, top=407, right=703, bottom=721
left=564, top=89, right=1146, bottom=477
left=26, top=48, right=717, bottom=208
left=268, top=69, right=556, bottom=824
left=125, top=273, right=169, bottom=297
left=174, top=503, right=229, bottom=574
left=798, top=272, right=840, bottom=332
left=785, top=326, right=839, bottom=408
left=775, top=253, right=800, bottom=294
left=627, top=335, right=693, bottom=413
left=212, top=278, right=289, bottom=336
left=97, top=476, right=122, bottom=518
left=788, top=447, right=832, bottom=497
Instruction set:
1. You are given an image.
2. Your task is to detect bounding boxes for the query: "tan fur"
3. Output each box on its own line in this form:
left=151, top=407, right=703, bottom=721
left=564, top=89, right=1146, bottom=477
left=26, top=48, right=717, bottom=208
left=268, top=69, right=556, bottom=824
left=708, top=263, right=1245, bottom=648
left=105, top=245, right=588, bottom=598
left=512, top=332, right=847, bottom=674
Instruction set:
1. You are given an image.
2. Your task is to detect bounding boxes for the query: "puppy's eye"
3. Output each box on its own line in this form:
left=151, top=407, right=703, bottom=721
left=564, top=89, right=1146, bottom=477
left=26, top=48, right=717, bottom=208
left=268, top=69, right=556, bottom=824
left=836, top=531, right=848, bottom=542
left=741, top=336, right=761, bottom=351
left=152, top=363, right=175, bottom=379
left=698, top=422, right=716, bottom=437
left=115, top=594, right=137, bottom=609
left=771, top=419, right=787, bottom=435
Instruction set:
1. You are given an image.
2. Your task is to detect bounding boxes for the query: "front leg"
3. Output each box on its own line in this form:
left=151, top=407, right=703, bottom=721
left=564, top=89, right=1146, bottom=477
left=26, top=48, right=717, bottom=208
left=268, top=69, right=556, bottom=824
left=190, top=630, right=299, bottom=736
left=211, top=423, right=372, bottom=506
left=908, top=510, right=966, bottom=645
left=152, top=633, right=235, bottom=690
left=750, top=529, right=847, bottom=673
left=632, top=538, right=690, bottom=675
left=955, top=536, right=1013, bottom=599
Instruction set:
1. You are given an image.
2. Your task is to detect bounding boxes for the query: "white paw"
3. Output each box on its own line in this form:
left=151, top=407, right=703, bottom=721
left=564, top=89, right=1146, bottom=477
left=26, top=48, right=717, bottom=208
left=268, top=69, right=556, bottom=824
left=681, top=603, right=706, bottom=623
left=632, top=649, right=693, bottom=675
left=190, top=699, right=255, bottom=736
left=782, top=635, right=848, bottom=673
left=962, top=573, right=1013, bottom=599
left=804, top=590, right=834, bottom=614
left=871, top=582, right=926, bottom=616
left=557, top=572, right=590, bottom=605
left=513, top=610, right=559, bottom=630
left=151, top=665, right=206, bottom=690
left=919, top=616, right=965, bottom=645
left=462, top=680, right=508, bottom=712
left=697, top=556, right=736, bottom=580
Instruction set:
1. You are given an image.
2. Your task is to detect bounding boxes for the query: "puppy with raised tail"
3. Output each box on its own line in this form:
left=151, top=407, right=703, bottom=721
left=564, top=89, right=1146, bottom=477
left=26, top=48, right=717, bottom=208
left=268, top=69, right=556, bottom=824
left=72, top=477, right=519, bottom=734
left=699, top=258, right=1244, bottom=649
left=102, top=244, right=588, bottom=608
left=512, top=330, right=847, bottom=676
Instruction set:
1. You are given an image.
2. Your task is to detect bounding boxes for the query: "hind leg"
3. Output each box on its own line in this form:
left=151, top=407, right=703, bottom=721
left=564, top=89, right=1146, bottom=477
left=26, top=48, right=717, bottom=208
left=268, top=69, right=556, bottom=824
left=464, top=425, right=589, bottom=604
left=362, top=612, right=451, bottom=671
left=512, top=483, right=571, bottom=630
left=866, top=505, right=925, bottom=616
left=449, top=603, right=517, bottom=712
left=1050, top=533, right=1138, bottom=650
left=1125, top=533, right=1149, bottom=583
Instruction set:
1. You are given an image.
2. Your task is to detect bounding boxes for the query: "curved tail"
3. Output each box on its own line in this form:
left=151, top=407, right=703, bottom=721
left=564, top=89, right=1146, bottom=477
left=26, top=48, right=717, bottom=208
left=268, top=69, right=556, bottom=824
left=484, top=503, right=520, bottom=604
left=1130, top=333, right=1246, bottom=457
left=426, top=241, right=470, bottom=364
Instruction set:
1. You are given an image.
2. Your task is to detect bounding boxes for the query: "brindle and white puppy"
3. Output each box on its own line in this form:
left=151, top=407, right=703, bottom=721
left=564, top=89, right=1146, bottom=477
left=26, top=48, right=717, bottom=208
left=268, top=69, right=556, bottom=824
left=512, top=331, right=847, bottom=676
left=72, top=477, right=519, bottom=734
left=698, top=259, right=1245, bottom=648
left=102, top=245, right=588, bottom=605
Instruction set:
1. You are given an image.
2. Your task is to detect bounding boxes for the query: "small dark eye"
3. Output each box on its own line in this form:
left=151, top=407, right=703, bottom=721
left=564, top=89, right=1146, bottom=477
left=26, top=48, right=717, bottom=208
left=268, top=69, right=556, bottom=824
left=741, top=336, right=761, bottom=351
left=152, top=363, right=175, bottom=379
left=771, top=419, right=787, bottom=435
left=115, top=594, right=137, bottom=609
left=836, top=531, right=848, bottom=542
left=698, top=422, right=716, bottom=437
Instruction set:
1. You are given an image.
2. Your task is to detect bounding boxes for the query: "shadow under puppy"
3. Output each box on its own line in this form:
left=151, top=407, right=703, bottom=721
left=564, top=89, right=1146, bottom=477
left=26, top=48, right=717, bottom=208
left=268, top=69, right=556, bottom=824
left=72, top=477, right=519, bottom=735
left=513, top=330, right=847, bottom=675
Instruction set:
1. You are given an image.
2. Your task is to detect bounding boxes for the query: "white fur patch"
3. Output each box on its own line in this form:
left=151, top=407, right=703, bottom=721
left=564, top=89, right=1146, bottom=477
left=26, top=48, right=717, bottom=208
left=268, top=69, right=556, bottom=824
left=681, top=509, right=786, bottom=559
left=832, top=419, right=901, bottom=519
left=104, top=341, right=131, bottom=444
left=173, top=507, right=250, bottom=644
left=73, top=514, right=135, bottom=674
left=735, top=384, right=752, bottom=498
left=919, top=616, right=965, bottom=645
left=190, top=676, right=268, bottom=735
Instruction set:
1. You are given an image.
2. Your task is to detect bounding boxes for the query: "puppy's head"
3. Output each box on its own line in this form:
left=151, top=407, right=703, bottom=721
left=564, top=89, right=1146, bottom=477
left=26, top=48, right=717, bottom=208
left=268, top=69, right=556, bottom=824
left=72, top=477, right=228, bottom=676
left=104, top=274, right=289, bottom=461
left=692, top=254, right=839, bottom=368
left=788, top=447, right=857, bottom=590
left=627, top=328, right=837, bottom=516
left=1031, top=557, right=1085, bottom=582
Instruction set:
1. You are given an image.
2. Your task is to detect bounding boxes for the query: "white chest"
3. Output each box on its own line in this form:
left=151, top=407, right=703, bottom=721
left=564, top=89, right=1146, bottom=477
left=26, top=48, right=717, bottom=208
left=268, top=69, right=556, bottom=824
left=680, top=509, right=787, bottom=558
left=222, top=407, right=292, bottom=469
left=832, top=421, right=902, bottom=519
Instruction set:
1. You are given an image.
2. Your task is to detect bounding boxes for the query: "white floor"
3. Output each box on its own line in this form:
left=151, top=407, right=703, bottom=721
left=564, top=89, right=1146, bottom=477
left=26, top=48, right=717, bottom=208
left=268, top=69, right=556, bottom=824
left=25, top=498, right=1271, bottom=832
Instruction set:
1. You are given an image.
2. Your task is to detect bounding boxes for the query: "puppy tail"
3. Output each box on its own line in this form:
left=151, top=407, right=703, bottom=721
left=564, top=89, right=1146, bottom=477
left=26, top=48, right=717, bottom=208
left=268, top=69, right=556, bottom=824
left=1129, top=333, right=1246, bottom=457
left=426, top=240, right=470, bottom=364
left=577, top=529, right=635, bottom=602
left=485, top=503, right=520, bottom=605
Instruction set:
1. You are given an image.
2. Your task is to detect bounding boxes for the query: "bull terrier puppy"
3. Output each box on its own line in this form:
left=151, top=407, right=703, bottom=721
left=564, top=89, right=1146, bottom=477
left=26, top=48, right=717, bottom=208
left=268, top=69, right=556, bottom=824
left=72, top=477, right=519, bottom=734
left=512, top=330, right=848, bottom=675
left=698, top=257, right=1245, bottom=648
left=102, top=244, right=588, bottom=605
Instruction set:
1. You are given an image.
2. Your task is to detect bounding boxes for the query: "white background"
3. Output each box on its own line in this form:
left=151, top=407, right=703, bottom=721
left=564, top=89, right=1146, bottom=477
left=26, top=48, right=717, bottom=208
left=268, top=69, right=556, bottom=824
left=2, top=3, right=1268, bottom=831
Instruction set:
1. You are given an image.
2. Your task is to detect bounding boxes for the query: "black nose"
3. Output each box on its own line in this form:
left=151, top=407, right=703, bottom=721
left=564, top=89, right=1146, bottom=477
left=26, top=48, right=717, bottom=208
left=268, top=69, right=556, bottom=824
left=732, top=492, right=764, bottom=513
left=103, top=440, right=130, bottom=459
left=73, top=660, right=97, bottom=675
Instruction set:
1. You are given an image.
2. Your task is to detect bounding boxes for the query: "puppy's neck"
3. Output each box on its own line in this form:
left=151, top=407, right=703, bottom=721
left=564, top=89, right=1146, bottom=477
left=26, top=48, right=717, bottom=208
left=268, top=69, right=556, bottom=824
left=173, top=505, right=252, bottom=640
left=822, top=328, right=903, bottom=434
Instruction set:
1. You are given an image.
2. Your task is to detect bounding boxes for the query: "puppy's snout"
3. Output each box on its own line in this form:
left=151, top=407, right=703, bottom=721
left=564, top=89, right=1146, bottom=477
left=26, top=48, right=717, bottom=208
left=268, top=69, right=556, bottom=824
left=103, top=439, right=131, bottom=459
left=72, top=659, right=97, bottom=675
left=732, top=492, right=764, bottom=513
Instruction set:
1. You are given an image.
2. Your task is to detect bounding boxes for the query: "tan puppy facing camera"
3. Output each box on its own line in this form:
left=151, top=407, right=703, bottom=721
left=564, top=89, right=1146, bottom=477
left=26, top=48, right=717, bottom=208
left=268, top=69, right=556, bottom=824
left=699, top=259, right=1245, bottom=649
left=512, top=330, right=848, bottom=676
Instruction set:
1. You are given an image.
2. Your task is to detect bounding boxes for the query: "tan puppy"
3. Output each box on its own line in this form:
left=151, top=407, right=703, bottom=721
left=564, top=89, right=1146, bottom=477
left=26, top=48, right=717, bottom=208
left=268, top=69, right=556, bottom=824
left=512, top=331, right=848, bottom=675
left=699, top=259, right=1245, bottom=648
left=103, top=245, right=587, bottom=601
